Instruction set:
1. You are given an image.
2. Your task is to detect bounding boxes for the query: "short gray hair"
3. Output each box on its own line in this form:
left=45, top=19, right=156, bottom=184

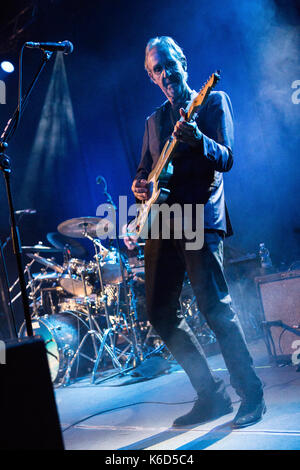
left=144, top=36, right=187, bottom=75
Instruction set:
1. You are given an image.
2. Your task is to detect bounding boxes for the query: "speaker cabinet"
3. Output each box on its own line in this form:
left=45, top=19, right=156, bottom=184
left=0, top=336, right=64, bottom=449
left=255, top=270, right=300, bottom=358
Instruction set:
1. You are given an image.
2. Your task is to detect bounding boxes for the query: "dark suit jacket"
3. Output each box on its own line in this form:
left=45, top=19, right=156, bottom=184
left=135, top=91, right=234, bottom=236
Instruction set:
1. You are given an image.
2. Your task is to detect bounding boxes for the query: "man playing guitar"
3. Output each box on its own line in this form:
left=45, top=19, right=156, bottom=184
left=132, top=36, right=265, bottom=428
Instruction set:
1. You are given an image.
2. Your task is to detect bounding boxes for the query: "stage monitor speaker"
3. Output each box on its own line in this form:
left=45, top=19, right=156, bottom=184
left=0, top=336, right=64, bottom=449
left=255, top=270, right=300, bottom=358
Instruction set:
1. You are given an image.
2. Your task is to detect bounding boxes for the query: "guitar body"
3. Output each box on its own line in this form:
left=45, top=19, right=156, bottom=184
left=128, top=172, right=170, bottom=239
left=128, top=72, right=221, bottom=239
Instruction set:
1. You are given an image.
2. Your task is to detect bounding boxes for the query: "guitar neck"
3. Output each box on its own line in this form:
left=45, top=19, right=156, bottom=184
left=149, top=72, right=220, bottom=184
left=153, top=136, right=177, bottom=179
left=151, top=101, right=198, bottom=181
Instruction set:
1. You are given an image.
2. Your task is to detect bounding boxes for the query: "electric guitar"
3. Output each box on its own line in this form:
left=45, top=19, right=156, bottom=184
left=128, top=71, right=221, bottom=239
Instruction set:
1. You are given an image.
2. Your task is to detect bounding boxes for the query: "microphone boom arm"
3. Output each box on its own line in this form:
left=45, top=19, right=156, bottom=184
left=0, top=46, right=56, bottom=338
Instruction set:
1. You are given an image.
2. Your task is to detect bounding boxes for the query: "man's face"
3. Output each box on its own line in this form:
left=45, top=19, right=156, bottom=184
left=146, top=46, right=188, bottom=104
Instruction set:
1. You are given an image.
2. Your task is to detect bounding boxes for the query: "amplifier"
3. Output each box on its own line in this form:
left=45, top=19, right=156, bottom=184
left=255, top=270, right=300, bottom=358
left=0, top=336, right=64, bottom=449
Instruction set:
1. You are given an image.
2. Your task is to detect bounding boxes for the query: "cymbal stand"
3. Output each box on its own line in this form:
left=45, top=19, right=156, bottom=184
left=90, top=235, right=115, bottom=342
left=81, top=231, right=118, bottom=352
left=98, top=178, right=144, bottom=367
left=9, top=258, right=38, bottom=305
left=88, top=234, right=135, bottom=382
left=61, top=279, right=123, bottom=386
left=120, top=266, right=144, bottom=368
left=24, top=261, right=40, bottom=317
left=60, top=229, right=124, bottom=386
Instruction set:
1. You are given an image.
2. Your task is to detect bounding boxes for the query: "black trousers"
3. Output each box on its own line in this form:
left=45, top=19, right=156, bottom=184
left=144, top=230, right=263, bottom=401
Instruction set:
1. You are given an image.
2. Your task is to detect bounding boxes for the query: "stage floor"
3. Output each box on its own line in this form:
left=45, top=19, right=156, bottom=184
left=55, top=339, right=300, bottom=450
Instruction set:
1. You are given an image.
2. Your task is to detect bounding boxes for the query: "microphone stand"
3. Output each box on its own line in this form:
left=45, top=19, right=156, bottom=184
left=0, top=212, right=34, bottom=339
left=0, top=49, right=53, bottom=337
left=0, top=239, right=17, bottom=339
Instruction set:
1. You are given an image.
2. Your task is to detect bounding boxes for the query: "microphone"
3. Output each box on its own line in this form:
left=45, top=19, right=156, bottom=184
left=15, top=209, right=37, bottom=215
left=25, top=40, right=74, bottom=55
left=96, top=175, right=108, bottom=191
left=96, top=175, right=106, bottom=185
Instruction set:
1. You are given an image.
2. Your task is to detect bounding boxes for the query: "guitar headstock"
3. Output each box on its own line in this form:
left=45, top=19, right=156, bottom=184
left=191, top=70, right=221, bottom=109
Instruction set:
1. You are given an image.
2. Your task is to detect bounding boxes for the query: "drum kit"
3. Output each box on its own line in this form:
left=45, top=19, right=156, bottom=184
left=11, top=213, right=217, bottom=386
left=14, top=216, right=158, bottom=386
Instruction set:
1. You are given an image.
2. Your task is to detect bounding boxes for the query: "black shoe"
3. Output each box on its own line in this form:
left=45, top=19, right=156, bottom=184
left=173, top=395, right=233, bottom=427
left=232, top=398, right=266, bottom=429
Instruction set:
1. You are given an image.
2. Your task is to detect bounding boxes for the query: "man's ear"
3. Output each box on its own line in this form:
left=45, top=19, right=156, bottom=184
left=181, top=57, right=187, bottom=71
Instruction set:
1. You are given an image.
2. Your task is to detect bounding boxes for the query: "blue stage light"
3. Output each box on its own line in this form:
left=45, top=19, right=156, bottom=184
left=1, top=61, right=14, bottom=73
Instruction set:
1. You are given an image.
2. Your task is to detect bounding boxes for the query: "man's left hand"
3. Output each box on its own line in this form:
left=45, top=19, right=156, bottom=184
left=173, top=108, right=203, bottom=147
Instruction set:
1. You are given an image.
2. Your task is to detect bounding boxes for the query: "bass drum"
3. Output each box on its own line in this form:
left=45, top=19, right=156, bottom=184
left=19, top=311, right=90, bottom=384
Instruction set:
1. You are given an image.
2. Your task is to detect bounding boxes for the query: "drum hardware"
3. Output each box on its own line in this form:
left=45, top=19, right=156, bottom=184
left=104, top=262, right=144, bottom=370
left=47, top=232, right=88, bottom=259
left=32, top=271, right=61, bottom=281
left=57, top=216, right=114, bottom=240
left=21, top=243, right=64, bottom=253
left=13, top=211, right=159, bottom=385
left=179, top=280, right=217, bottom=347
left=61, top=296, right=124, bottom=386
left=25, top=260, right=41, bottom=317
left=59, top=258, right=94, bottom=297
left=40, top=286, right=64, bottom=316
left=89, top=235, right=142, bottom=380
left=56, top=218, right=128, bottom=376
left=19, top=311, right=92, bottom=384
left=142, top=325, right=169, bottom=358
left=94, top=248, right=124, bottom=285
left=86, top=234, right=119, bottom=335
left=58, top=295, right=95, bottom=316
left=97, top=176, right=145, bottom=370
left=10, top=251, right=64, bottom=316
left=28, top=262, right=63, bottom=314
left=58, top=228, right=127, bottom=385
left=32, top=272, right=64, bottom=317
left=116, top=220, right=145, bottom=366
left=9, top=257, right=36, bottom=293
left=26, top=252, right=64, bottom=273
left=9, top=258, right=48, bottom=307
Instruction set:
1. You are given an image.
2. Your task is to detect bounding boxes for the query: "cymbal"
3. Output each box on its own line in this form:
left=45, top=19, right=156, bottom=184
left=46, top=232, right=88, bottom=259
left=22, top=244, right=63, bottom=253
left=57, top=217, right=114, bottom=239
left=26, top=253, right=64, bottom=273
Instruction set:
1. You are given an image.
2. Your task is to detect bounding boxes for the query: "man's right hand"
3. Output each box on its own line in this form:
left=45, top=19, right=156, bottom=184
left=131, top=179, right=150, bottom=201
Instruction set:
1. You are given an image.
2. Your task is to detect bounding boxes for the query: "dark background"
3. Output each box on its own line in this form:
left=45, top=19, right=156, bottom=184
left=0, top=0, right=299, bottom=336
